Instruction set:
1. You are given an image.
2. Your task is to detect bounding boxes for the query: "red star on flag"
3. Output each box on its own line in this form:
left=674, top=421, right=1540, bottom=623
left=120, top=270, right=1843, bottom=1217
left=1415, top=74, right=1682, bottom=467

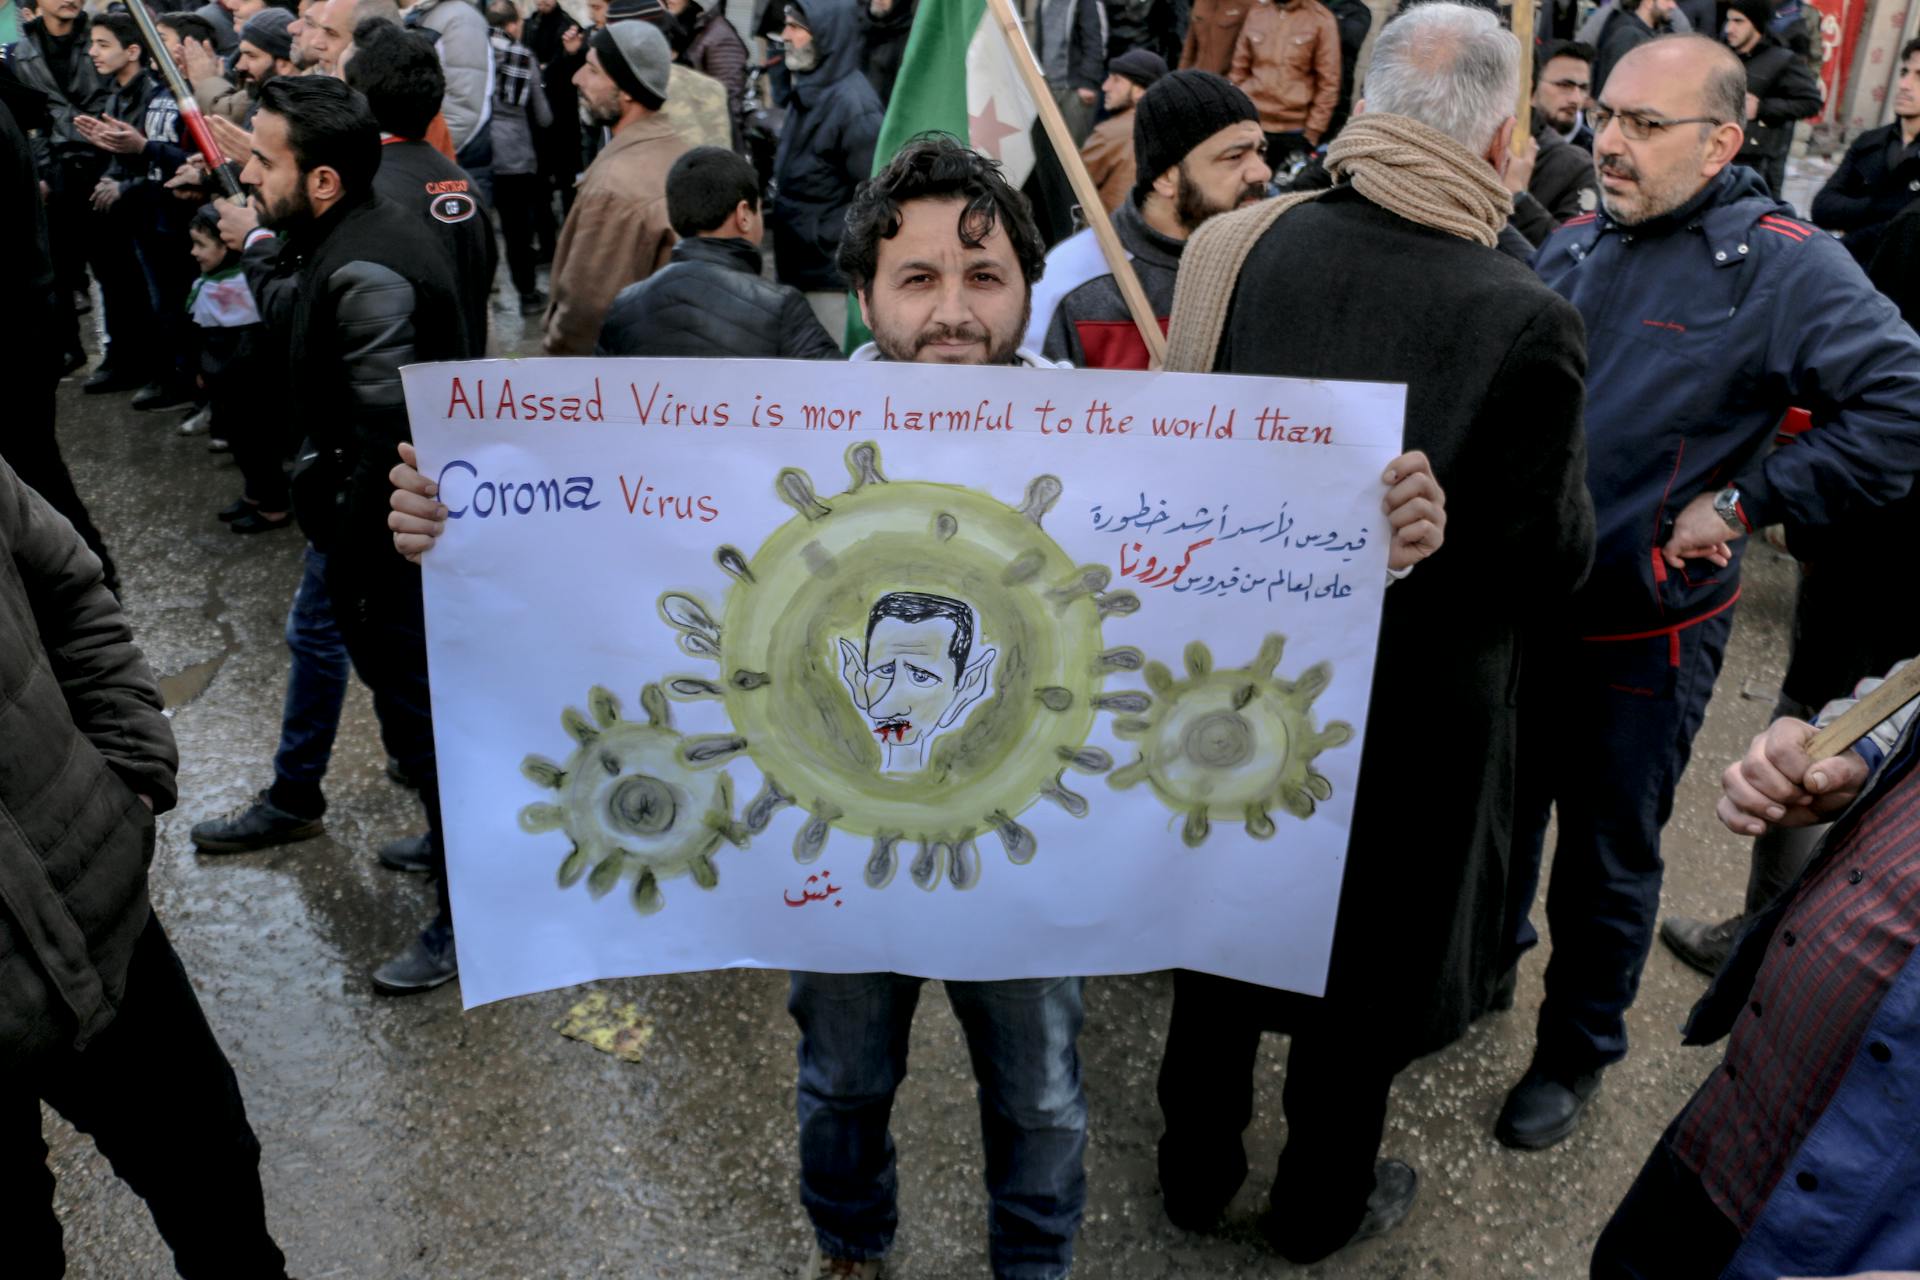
left=969, top=97, right=1023, bottom=161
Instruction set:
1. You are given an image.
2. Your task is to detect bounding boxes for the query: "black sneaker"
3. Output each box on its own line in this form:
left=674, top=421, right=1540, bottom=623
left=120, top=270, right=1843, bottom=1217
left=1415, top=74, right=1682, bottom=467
left=378, top=833, right=434, bottom=874
left=190, top=791, right=325, bottom=854
left=230, top=509, right=293, bottom=534
left=132, top=381, right=196, bottom=412
left=371, top=921, right=458, bottom=994
left=519, top=289, right=548, bottom=315
left=83, top=366, right=143, bottom=394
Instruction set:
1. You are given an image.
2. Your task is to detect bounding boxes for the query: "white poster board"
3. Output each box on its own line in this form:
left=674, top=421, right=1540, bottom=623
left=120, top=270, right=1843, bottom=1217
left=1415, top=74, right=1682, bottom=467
left=401, top=358, right=1405, bottom=1008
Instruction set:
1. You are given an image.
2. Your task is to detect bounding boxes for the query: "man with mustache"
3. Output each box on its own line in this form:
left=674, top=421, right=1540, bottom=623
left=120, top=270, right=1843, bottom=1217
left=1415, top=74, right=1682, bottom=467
left=1498, top=34, right=1920, bottom=1153
left=1033, top=69, right=1270, bottom=370
left=386, top=133, right=1446, bottom=1277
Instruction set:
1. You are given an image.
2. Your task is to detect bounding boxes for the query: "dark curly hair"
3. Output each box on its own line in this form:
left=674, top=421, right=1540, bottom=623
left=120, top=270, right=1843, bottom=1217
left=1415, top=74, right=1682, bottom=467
left=835, top=133, right=1046, bottom=297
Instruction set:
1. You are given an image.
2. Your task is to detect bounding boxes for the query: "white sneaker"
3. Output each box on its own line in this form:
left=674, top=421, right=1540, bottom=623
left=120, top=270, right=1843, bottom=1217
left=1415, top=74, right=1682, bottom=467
left=177, top=406, right=211, bottom=436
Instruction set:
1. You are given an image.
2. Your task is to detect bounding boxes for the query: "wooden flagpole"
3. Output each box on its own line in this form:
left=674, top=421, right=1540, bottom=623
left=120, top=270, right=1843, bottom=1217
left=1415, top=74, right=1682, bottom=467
left=981, top=0, right=1168, bottom=368
left=1511, top=0, right=1536, bottom=154
left=1806, top=660, right=1920, bottom=760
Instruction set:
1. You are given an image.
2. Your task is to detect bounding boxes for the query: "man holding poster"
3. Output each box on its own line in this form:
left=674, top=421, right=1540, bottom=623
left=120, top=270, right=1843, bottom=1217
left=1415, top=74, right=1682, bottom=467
left=390, top=134, right=1446, bottom=1280
left=1156, top=3, right=1595, bottom=1262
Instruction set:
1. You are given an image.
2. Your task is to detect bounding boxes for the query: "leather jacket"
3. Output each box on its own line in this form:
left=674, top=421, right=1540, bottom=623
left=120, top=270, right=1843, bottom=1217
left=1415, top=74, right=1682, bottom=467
left=4, top=14, right=110, bottom=175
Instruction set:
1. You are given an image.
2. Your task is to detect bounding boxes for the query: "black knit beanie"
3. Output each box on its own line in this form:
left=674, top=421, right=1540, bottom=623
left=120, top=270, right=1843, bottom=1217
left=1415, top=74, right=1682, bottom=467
left=1131, top=70, right=1261, bottom=206
left=1729, top=0, right=1775, bottom=31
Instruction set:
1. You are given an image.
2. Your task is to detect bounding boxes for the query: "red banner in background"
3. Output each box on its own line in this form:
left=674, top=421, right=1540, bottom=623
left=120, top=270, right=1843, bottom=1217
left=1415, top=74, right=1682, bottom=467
left=1810, top=0, right=1870, bottom=121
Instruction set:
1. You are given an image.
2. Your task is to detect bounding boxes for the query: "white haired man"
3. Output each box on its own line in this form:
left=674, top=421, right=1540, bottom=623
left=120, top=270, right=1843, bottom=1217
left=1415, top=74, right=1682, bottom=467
left=1154, top=2, right=1595, bottom=1262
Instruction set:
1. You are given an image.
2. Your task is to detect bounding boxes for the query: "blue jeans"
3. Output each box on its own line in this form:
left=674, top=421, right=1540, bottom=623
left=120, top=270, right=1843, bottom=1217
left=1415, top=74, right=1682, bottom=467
left=1510, top=610, right=1734, bottom=1070
left=788, top=972, right=1087, bottom=1279
left=268, top=545, right=350, bottom=818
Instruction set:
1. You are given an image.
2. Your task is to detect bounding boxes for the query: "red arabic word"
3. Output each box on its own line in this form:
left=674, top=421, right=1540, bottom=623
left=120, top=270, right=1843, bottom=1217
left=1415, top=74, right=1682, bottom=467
left=784, top=872, right=843, bottom=908
left=1120, top=537, right=1213, bottom=589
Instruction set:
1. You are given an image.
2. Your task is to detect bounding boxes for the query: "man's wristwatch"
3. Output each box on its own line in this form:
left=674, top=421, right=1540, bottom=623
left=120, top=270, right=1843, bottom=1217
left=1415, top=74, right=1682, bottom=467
left=1712, top=486, right=1747, bottom=534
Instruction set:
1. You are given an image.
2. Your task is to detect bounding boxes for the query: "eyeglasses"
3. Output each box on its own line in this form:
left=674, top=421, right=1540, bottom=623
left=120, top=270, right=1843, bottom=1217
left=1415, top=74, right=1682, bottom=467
left=1589, top=105, right=1726, bottom=141
left=1543, top=77, right=1590, bottom=92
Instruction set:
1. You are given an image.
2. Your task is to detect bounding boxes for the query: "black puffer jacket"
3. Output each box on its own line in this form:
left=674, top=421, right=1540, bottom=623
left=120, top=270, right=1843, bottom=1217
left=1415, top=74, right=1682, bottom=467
left=275, top=193, right=475, bottom=568
left=0, top=458, right=174, bottom=1069
left=596, top=234, right=842, bottom=358
left=771, top=0, right=884, bottom=290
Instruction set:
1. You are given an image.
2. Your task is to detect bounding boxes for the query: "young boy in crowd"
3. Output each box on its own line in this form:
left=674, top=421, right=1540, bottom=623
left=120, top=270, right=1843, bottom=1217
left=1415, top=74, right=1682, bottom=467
left=186, top=203, right=287, bottom=533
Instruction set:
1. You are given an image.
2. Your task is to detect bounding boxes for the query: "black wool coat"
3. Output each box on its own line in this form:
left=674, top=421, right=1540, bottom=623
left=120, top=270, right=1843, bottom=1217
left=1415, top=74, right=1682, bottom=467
left=1209, top=186, right=1596, bottom=1063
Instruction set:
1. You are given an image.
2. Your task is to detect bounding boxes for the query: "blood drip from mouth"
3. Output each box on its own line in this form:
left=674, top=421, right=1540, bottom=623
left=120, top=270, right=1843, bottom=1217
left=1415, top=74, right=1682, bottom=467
left=874, top=721, right=911, bottom=744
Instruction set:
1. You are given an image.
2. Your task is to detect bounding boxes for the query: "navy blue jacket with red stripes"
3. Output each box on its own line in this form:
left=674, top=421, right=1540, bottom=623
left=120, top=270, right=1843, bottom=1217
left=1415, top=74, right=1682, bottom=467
left=1535, top=164, right=1920, bottom=639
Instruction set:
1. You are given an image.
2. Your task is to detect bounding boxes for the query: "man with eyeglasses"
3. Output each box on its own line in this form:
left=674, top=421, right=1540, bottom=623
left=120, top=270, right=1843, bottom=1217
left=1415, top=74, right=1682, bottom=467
left=1496, top=34, right=1920, bottom=1153
left=1534, top=38, right=1595, bottom=151
left=1507, top=39, right=1602, bottom=244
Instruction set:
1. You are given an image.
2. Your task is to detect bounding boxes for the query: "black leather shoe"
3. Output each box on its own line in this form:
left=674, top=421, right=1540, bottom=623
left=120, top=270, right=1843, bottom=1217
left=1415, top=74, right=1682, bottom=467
left=191, top=790, right=324, bottom=853
left=1262, top=1160, right=1419, bottom=1263
left=371, top=923, right=458, bottom=994
left=1495, top=1062, right=1604, bottom=1150
left=378, top=833, right=434, bottom=874
left=1659, top=914, right=1744, bottom=977
left=83, top=366, right=143, bottom=394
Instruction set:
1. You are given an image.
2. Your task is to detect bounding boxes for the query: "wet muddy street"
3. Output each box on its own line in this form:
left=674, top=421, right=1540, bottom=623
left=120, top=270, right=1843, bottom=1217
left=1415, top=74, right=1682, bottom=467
left=41, top=295, right=1796, bottom=1278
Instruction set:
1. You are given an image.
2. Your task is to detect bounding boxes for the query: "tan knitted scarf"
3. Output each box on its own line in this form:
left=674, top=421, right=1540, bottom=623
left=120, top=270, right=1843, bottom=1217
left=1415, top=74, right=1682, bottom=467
left=1163, top=113, right=1514, bottom=372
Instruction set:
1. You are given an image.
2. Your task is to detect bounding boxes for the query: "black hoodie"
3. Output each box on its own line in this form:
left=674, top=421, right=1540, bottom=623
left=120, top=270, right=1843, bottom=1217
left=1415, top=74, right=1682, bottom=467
left=770, top=0, right=885, bottom=290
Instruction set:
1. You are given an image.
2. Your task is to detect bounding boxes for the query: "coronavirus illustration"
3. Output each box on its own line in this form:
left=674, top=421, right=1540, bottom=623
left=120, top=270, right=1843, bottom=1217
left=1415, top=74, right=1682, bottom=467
left=518, top=683, right=748, bottom=914
left=656, top=441, right=1148, bottom=891
left=1110, top=635, right=1353, bottom=846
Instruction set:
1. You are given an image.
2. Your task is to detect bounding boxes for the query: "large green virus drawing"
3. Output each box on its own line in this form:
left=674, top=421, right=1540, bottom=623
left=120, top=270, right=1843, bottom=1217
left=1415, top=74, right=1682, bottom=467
left=518, top=684, right=747, bottom=914
left=1111, top=636, right=1353, bottom=847
left=656, top=441, right=1147, bottom=892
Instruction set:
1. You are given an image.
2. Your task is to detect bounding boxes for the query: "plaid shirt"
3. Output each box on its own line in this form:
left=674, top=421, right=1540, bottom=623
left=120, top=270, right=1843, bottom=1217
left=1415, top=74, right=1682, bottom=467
left=1671, top=758, right=1920, bottom=1231
left=490, top=31, right=538, bottom=111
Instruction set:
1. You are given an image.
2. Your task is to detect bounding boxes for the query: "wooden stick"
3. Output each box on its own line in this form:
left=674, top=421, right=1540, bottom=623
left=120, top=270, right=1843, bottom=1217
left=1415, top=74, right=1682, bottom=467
left=1807, top=660, right=1920, bottom=760
left=982, top=0, right=1168, bottom=368
left=1511, top=0, right=1536, bottom=155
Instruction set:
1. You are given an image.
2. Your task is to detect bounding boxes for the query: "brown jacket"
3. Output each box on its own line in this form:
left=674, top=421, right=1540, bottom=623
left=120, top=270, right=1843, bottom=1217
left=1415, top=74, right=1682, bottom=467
left=1082, top=108, right=1138, bottom=213
left=1229, top=0, right=1341, bottom=142
left=1181, top=0, right=1252, bottom=75
left=543, top=114, right=688, bottom=355
left=192, top=72, right=251, bottom=126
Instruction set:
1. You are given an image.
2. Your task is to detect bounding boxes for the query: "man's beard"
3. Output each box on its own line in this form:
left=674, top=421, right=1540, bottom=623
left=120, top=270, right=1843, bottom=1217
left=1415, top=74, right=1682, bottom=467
left=869, top=297, right=1031, bottom=365
left=1175, top=169, right=1264, bottom=233
left=581, top=91, right=620, bottom=126
left=242, top=69, right=276, bottom=99
left=255, top=181, right=315, bottom=231
left=785, top=41, right=818, bottom=72
left=1596, top=148, right=1705, bottom=225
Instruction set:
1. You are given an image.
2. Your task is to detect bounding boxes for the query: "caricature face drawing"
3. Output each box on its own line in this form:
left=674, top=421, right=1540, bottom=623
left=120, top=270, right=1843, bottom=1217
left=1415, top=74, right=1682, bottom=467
left=837, top=592, right=997, bottom=774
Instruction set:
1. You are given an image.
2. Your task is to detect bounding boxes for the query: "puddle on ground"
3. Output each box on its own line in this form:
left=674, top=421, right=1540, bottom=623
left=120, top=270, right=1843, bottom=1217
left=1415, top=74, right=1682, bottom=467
left=158, top=581, right=238, bottom=710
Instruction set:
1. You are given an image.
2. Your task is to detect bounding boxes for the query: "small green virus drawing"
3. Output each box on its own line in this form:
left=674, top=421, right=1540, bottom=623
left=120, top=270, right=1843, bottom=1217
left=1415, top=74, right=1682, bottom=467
left=518, top=684, right=747, bottom=914
left=1111, top=635, right=1354, bottom=847
left=656, top=441, right=1148, bottom=892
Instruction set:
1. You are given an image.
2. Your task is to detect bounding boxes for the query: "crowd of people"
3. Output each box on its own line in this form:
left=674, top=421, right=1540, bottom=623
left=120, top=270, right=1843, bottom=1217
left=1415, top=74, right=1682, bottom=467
left=7, top=0, right=1920, bottom=1276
